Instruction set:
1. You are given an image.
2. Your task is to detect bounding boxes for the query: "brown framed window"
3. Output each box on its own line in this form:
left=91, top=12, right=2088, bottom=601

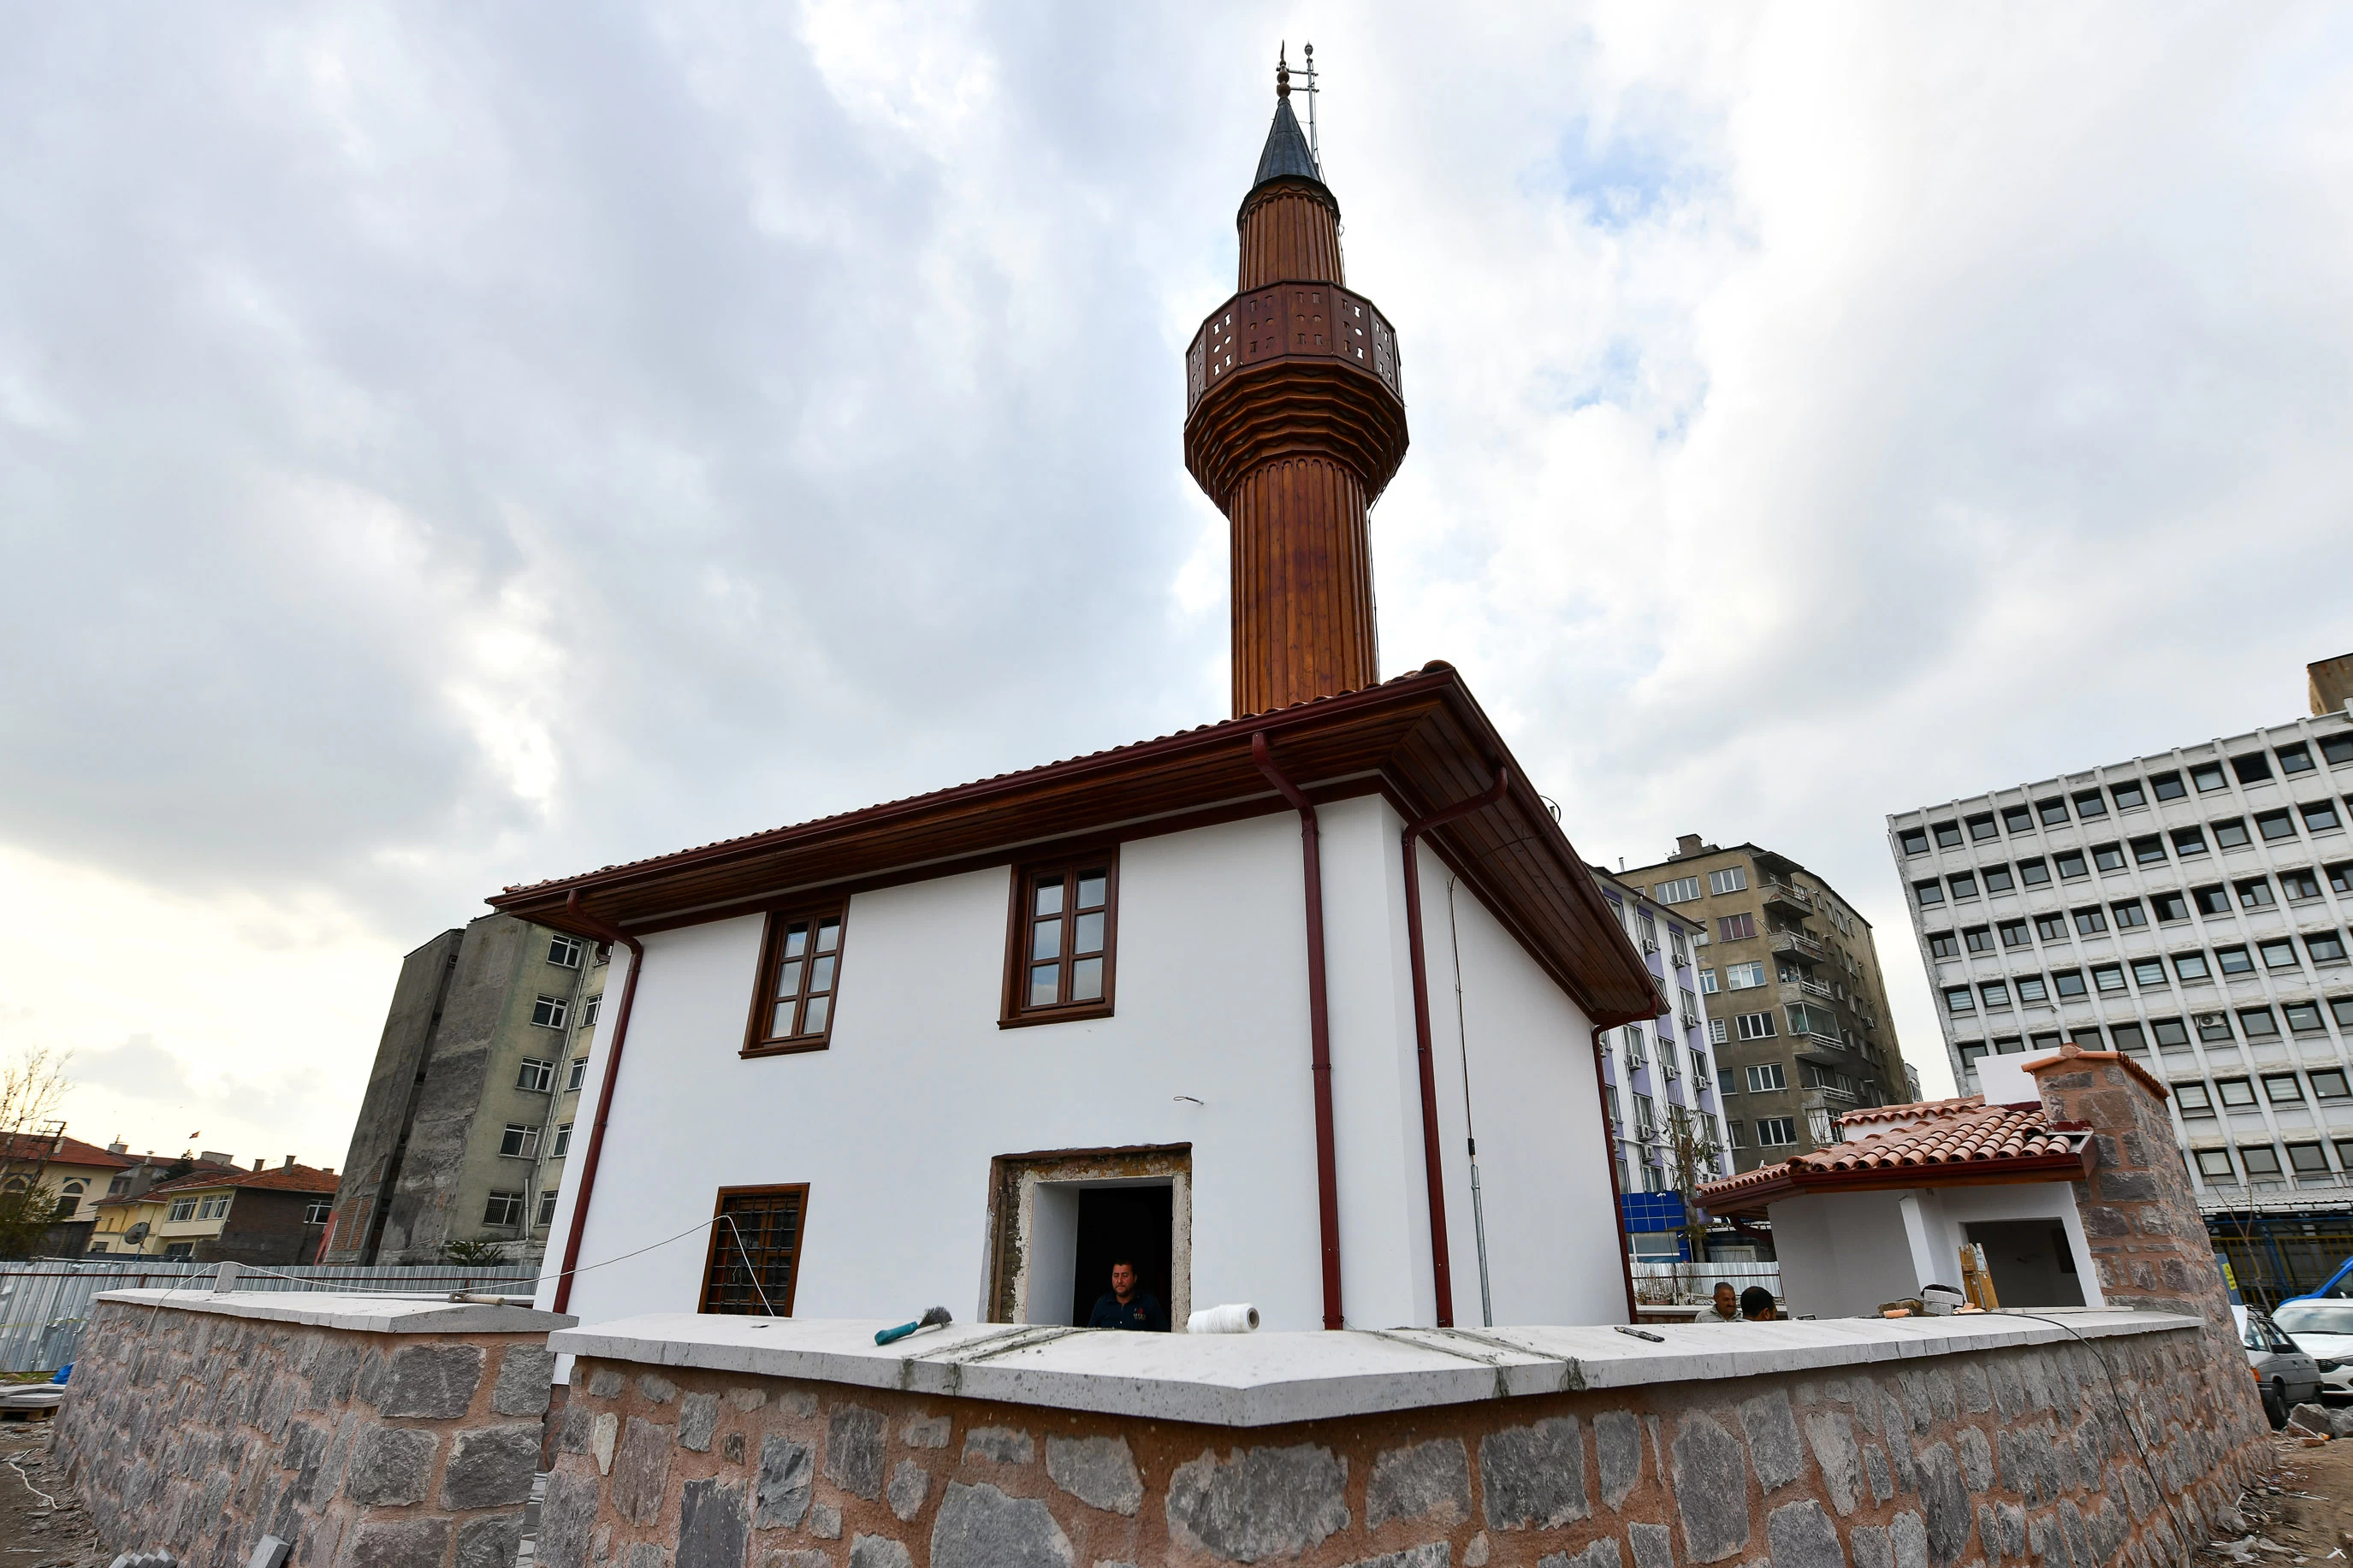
left=700, top=1184, right=808, bottom=1316
left=1002, top=853, right=1118, bottom=1026
left=744, top=906, right=845, bottom=1056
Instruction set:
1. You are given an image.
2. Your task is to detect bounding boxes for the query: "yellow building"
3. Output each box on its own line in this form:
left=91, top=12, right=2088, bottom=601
left=0, top=1133, right=139, bottom=1253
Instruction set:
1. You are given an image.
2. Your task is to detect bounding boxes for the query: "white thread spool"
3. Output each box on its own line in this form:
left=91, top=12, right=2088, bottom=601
left=1187, top=1303, right=1260, bottom=1334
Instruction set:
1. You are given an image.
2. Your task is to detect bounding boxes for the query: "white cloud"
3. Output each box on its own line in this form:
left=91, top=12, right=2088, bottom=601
left=4, top=0, right=2350, bottom=1136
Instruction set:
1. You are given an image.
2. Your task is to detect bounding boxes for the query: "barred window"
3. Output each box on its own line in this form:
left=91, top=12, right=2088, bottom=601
left=702, top=1186, right=809, bottom=1317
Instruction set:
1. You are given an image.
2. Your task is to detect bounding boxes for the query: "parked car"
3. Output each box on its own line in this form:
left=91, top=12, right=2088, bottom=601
left=2235, top=1305, right=2322, bottom=1427
left=2289, top=1255, right=2353, bottom=1303
left=2272, top=1299, right=2353, bottom=1402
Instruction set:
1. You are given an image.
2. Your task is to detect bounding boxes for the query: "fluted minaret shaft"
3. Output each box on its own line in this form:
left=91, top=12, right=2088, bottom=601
left=1182, top=75, right=1406, bottom=718
left=1239, top=183, right=1343, bottom=291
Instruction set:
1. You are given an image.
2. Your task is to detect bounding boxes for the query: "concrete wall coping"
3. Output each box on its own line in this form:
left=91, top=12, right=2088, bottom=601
left=550, top=1307, right=2198, bottom=1428
left=94, top=1288, right=577, bottom=1334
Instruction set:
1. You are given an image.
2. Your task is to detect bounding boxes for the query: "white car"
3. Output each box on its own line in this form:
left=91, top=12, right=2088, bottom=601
left=2273, top=1299, right=2353, bottom=1402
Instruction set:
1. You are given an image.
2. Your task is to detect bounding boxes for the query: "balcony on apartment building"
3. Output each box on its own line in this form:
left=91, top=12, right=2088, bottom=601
left=1769, top=926, right=1830, bottom=966
left=1760, top=878, right=1816, bottom=918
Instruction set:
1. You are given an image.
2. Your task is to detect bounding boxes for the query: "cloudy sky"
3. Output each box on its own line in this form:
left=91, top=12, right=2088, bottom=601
left=4, top=3, right=2350, bottom=1167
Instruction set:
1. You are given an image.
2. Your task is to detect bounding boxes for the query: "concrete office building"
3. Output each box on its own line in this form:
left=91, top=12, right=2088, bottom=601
left=1619, top=837, right=1911, bottom=1171
left=1887, top=682, right=2353, bottom=1292
left=320, top=914, right=608, bottom=1265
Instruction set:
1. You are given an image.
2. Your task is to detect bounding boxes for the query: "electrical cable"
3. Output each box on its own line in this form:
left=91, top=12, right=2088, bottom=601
left=2000, top=1311, right=2204, bottom=1568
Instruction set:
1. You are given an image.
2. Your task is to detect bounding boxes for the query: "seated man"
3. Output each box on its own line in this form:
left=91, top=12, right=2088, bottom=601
left=1696, top=1281, right=1744, bottom=1324
left=1740, top=1286, right=1780, bottom=1322
left=1085, top=1259, right=1166, bottom=1331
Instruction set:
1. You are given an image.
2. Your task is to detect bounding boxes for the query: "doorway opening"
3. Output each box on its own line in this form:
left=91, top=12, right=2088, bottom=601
left=1070, top=1184, right=1175, bottom=1327
left=1964, top=1219, right=2085, bottom=1308
left=985, top=1145, right=1190, bottom=1328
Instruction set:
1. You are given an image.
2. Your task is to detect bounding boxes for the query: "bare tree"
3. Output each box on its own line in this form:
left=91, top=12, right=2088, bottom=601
left=0, top=1047, right=74, bottom=1258
left=1660, top=1103, right=1725, bottom=1300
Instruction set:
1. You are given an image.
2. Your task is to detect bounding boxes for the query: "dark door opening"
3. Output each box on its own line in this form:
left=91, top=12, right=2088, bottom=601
left=1965, top=1219, right=2085, bottom=1308
left=1070, top=1184, right=1174, bottom=1328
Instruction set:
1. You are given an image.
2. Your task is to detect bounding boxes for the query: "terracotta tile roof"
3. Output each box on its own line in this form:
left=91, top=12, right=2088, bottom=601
left=139, top=1163, right=339, bottom=1198
left=0, top=1134, right=135, bottom=1169
left=1697, top=1098, right=2091, bottom=1212
left=1835, top=1095, right=1988, bottom=1127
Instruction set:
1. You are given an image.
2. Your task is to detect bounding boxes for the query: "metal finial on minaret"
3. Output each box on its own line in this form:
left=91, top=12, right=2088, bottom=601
left=1300, top=42, right=1320, bottom=175
left=1277, top=43, right=1289, bottom=98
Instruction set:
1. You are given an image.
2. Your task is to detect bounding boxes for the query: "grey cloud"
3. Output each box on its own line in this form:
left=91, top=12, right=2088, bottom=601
left=6, top=5, right=2352, bottom=1106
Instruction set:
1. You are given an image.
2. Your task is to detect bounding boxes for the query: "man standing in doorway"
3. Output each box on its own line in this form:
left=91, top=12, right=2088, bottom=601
left=1086, top=1259, right=1166, bottom=1331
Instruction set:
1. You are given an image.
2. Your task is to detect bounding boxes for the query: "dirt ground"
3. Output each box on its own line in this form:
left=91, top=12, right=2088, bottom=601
left=2193, top=1435, right=2353, bottom=1568
left=0, top=1420, right=106, bottom=1568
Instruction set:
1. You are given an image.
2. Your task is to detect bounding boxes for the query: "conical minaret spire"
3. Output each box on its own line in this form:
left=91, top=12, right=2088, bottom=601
left=1183, top=53, right=1408, bottom=718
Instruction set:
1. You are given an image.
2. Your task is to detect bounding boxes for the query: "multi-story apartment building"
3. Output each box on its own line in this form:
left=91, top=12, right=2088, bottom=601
left=1887, top=701, right=2353, bottom=1269
left=1590, top=872, right=1732, bottom=1236
left=321, top=913, right=608, bottom=1265
left=1620, top=837, right=1911, bottom=1172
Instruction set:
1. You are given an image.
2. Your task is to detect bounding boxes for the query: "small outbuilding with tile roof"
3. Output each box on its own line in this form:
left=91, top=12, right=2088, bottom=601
left=1697, top=1050, right=2106, bottom=1317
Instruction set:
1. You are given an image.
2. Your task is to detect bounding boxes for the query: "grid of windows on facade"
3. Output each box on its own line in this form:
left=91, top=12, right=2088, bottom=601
left=1898, top=738, right=2353, bottom=865
left=1955, top=1003, right=2353, bottom=1072
left=166, top=1194, right=230, bottom=1222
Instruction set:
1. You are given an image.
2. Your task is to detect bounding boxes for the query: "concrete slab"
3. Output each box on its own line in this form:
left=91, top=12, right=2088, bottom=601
left=548, top=1309, right=2196, bottom=1428
left=97, top=1288, right=576, bottom=1334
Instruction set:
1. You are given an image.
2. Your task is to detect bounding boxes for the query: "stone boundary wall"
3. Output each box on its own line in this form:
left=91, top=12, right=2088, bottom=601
left=542, top=1321, right=2267, bottom=1568
left=56, top=1293, right=572, bottom=1568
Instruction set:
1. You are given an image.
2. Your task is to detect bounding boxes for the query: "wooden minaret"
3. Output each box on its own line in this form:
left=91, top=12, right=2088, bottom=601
left=1183, top=50, right=1409, bottom=719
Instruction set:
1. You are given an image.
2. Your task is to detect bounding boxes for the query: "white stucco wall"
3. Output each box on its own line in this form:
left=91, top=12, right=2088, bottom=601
left=537, top=796, right=1616, bottom=1334
left=1769, top=1180, right=2100, bottom=1318
left=1406, top=836, right=1622, bottom=1327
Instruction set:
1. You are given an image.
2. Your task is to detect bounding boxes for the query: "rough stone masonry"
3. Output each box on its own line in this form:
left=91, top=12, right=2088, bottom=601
left=540, top=1315, right=2267, bottom=1568
left=55, top=1293, right=572, bottom=1568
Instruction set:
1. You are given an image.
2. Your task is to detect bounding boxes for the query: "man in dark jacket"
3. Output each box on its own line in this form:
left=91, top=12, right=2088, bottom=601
left=1086, top=1259, right=1166, bottom=1331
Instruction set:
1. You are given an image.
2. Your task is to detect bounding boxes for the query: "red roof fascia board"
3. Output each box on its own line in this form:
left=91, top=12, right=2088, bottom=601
left=1703, top=1143, right=2095, bottom=1213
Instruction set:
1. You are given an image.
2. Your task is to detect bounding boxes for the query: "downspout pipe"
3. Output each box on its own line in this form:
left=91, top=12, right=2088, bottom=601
left=552, top=890, right=645, bottom=1315
left=1398, top=765, right=1510, bottom=1328
left=1592, top=1023, right=1641, bottom=1324
left=1252, top=731, right=1345, bottom=1329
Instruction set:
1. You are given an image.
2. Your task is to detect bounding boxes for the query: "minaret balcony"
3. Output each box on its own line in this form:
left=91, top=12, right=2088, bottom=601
left=1186, top=281, right=1403, bottom=412
left=1182, top=281, right=1410, bottom=506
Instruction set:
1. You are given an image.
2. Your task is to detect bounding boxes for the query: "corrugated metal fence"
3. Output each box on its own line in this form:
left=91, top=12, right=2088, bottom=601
left=0, top=1261, right=540, bottom=1373
left=1632, top=1260, right=1783, bottom=1304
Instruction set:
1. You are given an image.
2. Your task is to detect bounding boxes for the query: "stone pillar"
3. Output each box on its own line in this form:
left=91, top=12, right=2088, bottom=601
left=2028, top=1045, right=2266, bottom=1429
